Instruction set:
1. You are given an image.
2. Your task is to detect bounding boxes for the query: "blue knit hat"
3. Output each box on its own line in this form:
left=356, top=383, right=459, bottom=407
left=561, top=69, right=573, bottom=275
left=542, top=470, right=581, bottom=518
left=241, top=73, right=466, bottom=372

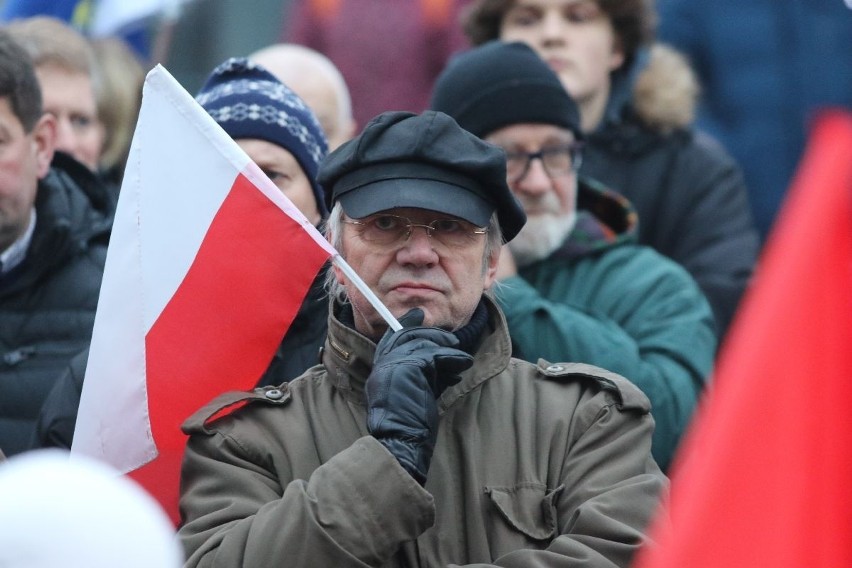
left=196, top=57, right=329, bottom=217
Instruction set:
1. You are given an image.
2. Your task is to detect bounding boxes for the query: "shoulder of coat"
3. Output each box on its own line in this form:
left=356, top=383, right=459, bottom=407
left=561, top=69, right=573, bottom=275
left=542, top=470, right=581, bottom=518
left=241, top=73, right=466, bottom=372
left=534, top=360, right=650, bottom=413
left=181, top=384, right=292, bottom=436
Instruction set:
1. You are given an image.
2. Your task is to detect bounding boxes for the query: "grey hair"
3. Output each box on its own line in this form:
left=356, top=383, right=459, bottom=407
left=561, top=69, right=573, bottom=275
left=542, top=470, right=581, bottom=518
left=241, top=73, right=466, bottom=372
left=323, top=202, right=504, bottom=304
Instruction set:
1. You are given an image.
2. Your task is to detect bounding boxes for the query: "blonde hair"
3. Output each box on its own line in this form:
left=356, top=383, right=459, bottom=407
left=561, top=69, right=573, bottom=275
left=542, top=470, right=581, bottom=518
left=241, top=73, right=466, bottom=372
left=5, top=16, right=97, bottom=81
left=90, top=37, right=146, bottom=175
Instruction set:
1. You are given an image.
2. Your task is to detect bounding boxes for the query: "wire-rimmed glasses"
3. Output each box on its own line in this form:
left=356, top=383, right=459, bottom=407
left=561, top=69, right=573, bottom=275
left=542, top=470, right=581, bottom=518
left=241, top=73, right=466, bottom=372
left=343, top=214, right=488, bottom=248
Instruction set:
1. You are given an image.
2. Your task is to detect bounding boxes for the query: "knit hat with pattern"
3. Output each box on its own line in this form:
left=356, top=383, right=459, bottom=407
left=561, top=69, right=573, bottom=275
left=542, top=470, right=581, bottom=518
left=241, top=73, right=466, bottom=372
left=196, top=57, right=329, bottom=216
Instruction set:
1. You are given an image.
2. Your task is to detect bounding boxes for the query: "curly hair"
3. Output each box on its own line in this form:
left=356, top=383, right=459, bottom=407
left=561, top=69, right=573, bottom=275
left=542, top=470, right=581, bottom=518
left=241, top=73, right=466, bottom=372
left=461, top=0, right=656, bottom=70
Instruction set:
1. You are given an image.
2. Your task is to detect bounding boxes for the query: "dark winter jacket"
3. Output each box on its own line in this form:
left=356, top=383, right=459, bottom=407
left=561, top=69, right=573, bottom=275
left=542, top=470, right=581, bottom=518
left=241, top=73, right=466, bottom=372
left=0, top=152, right=113, bottom=456
left=497, top=178, right=716, bottom=471
left=581, top=44, right=760, bottom=342
left=256, top=265, right=329, bottom=386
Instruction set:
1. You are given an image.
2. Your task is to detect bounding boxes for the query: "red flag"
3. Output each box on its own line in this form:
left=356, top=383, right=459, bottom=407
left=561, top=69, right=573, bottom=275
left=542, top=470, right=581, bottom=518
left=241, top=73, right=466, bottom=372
left=635, top=110, right=852, bottom=567
left=71, top=65, right=335, bottom=524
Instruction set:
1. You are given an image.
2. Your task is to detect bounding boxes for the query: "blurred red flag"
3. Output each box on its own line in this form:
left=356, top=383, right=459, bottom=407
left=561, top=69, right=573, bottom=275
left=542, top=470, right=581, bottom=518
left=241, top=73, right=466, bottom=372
left=635, top=109, right=852, bottom=568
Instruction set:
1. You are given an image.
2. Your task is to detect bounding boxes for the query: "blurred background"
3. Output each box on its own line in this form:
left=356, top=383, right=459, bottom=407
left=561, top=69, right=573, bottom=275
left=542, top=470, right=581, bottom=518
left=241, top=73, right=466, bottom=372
left=0, top=0, right=293, bottom=93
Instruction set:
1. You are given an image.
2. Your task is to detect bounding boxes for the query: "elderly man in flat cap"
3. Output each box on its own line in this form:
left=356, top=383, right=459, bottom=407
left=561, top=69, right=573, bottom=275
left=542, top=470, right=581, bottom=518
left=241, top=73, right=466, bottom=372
left=178, top=111, right=666, bottom=568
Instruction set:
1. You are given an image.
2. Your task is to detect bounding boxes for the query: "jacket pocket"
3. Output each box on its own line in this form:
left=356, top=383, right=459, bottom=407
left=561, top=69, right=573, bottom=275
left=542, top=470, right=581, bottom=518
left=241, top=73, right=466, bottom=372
left=484, top=483, right=564, bottom=541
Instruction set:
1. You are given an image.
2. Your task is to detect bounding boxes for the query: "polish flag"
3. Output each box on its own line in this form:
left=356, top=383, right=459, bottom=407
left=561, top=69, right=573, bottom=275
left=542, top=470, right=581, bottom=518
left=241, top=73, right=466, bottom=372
left=635, top=110, right=852, bottom=567
left=71, top=65, right=336, bottom=524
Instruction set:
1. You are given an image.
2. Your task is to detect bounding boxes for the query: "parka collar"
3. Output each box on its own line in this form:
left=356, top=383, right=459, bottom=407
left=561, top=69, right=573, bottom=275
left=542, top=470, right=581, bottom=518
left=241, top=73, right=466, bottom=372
left=321, top=295, right=513, bottom=409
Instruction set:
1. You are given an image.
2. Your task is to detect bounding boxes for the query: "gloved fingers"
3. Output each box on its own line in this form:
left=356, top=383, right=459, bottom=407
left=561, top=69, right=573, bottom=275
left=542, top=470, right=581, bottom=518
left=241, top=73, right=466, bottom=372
left=431, top=348, right=474, bottom=374
left=375, top=308, right=425, bottom=356
left=375, top=327, right=460, bottom=358
left=397, top=307, right=425, bottom=328
left=429, top=349, right=472, bottom=396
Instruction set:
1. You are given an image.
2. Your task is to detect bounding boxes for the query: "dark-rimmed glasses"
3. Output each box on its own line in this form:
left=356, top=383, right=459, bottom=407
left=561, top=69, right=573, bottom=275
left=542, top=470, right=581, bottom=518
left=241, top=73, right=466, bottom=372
left=504, top=142, right=584, bottom=183
left=343, top=214, right=488, bottom=248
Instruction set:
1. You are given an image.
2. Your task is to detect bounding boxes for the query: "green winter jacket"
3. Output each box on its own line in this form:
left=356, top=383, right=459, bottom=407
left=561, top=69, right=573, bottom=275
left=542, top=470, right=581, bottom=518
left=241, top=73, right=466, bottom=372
left=497, top=178, right=716, bottom=471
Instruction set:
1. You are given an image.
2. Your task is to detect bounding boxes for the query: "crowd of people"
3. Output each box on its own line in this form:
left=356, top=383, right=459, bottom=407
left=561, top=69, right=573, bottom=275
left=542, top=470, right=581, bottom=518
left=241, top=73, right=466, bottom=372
left=0, top=0, right=846, bottom=566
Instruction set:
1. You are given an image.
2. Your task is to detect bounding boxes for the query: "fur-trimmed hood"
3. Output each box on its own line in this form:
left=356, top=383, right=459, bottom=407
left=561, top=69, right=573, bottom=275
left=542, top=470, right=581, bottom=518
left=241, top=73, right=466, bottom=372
left=603, top=43, right=699, bottom=135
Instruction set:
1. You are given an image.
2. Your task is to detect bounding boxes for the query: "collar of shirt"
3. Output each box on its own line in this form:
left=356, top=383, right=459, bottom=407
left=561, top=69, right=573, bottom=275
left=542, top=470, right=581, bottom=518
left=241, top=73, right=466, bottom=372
left=0, top=209, right=37, bottom=275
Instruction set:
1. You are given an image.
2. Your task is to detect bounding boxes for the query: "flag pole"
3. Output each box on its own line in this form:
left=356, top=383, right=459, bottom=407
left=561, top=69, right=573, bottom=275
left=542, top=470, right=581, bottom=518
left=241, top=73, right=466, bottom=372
left=331, top=255, right=402, bottom=332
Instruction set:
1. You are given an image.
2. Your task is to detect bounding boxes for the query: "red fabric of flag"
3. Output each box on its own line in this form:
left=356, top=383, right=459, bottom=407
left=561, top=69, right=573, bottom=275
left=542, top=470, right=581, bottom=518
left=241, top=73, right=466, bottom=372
left=636, top=109, right=852, bottom=568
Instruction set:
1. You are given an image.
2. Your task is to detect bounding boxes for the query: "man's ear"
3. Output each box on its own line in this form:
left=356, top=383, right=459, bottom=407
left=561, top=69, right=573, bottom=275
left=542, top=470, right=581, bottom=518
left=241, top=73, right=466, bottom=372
left=31, top=113, right=56, bottom=179
left=331, top=256, right=348, bottom=290
left=482, top=241, right=501, bottom=289
left=609, top=38, right=626, bottom=73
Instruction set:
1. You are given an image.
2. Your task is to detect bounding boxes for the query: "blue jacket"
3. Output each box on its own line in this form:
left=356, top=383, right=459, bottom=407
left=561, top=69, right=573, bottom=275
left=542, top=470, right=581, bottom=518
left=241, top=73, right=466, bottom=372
left=657, top=0, right=852, bottom=239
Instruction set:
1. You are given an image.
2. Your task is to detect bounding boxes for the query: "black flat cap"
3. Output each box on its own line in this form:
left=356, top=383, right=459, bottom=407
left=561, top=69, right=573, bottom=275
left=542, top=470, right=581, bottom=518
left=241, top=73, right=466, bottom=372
left=318, top=110, right=526, bottom=242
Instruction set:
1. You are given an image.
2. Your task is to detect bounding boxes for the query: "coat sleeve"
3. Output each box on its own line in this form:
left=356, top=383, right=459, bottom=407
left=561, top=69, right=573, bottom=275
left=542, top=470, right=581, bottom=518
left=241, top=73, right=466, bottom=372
left=31, top=347, right=88, bottom=450
left=179, top=433, right=435, bottom=567
left=496, top=249, right=716, bottom=471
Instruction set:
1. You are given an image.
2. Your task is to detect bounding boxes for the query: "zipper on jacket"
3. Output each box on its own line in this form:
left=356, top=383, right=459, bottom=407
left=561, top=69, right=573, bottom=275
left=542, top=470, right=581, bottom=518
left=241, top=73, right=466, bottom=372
left=2, top=346, right=36, bottom=367
left=329, top=337, right=350, bottom=361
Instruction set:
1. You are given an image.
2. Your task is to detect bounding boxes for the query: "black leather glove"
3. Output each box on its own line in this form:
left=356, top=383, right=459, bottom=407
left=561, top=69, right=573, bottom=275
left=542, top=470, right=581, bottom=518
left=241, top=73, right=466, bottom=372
left=366, top=308, right=474, bottom=485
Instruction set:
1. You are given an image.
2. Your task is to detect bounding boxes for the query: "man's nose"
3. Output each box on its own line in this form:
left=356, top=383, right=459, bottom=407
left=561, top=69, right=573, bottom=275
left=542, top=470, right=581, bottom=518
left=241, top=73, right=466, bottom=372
left=541, top=10, right=568, bottom=44
left=396, top=225, right=439, bottom=265
left=514, top=158, right=553, bottom=198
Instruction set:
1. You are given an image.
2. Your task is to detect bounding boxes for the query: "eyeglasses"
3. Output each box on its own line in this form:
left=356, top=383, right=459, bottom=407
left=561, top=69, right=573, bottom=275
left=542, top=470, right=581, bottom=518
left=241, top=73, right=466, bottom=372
left=343, top=214, right=488, bottom=248
left=504, top=142, right=584, bottom=183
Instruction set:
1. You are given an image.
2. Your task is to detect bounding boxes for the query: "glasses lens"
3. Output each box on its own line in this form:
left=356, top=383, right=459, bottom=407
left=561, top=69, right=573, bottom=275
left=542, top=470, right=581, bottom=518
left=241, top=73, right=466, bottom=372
left=429, top=218, right=478, bottom=248
left=505, top=154, right=528, bottom=182
left=359, top=215, right=408, bottom=245
left=541, top=145, right=576, bottom=177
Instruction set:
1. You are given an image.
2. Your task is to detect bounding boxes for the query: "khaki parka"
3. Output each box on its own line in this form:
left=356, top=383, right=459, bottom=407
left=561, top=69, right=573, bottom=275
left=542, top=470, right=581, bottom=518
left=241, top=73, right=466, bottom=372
left=179, top=297, right=667, bottom=567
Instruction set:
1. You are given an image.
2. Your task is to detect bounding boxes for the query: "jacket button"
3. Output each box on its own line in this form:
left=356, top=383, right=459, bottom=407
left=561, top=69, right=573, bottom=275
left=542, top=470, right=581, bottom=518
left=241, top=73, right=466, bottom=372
left=265, top=389, right=284, bottom=400
left=546, top=364, right=564, bottom=373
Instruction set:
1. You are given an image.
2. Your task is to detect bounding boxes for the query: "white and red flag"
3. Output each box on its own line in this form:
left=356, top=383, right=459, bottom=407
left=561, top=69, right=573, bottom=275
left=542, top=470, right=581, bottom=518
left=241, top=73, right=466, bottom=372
left=71, top=65, right=338, bottom=524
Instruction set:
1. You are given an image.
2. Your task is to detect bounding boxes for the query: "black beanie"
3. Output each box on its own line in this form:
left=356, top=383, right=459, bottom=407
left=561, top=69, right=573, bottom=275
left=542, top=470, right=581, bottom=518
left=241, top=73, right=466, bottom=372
left=430, top=41, right=582, bottom=140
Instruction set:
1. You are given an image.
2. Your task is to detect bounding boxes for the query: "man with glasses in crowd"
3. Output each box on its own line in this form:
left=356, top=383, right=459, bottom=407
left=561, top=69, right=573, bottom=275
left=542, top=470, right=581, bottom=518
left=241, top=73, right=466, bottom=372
left=431, top=41, right=716, bottom=472
left=178, top=110, right=666, bottom=567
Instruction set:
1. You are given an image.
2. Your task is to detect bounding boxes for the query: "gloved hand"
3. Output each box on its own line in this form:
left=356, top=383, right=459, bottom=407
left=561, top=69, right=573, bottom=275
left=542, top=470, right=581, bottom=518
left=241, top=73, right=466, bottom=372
left=366, top=308, right=474, bottom=485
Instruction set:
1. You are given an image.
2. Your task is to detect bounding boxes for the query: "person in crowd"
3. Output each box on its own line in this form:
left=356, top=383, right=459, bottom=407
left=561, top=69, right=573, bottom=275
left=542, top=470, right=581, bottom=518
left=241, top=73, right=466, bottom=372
left=284, top=0, right=469, bottom=128
left=250, top=42, right=355, bottom=150
left=178, top=110, right=666, bottom=567
left=31, top=57, right=331, bottom=450
left=431, top=40, right=715, bottom=471
left=0, top=449, right=183, bottom=567
left=0, top=30, right=112, bottom=456
left=461, top=0, right=760, bottom=342
left=90, top=36, right=146, bottom=188
left=5, top=16, right=105, bottom=173
left=657, top=0, right=852, bottom=241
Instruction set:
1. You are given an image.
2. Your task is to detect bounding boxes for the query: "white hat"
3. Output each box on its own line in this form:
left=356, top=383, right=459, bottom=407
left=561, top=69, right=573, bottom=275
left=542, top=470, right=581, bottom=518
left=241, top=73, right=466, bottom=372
left=0, top=449, right=183, bottom=568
